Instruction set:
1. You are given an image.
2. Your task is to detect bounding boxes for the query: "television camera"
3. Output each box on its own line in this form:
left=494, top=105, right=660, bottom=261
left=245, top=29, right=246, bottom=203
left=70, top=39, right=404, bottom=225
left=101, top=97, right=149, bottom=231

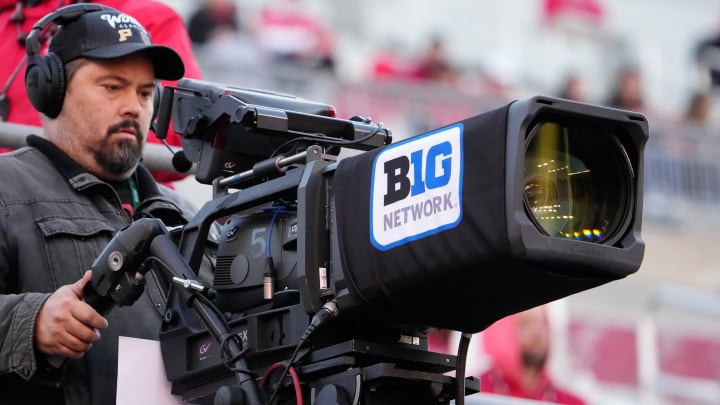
left=87, top=78, right=648, bottom=404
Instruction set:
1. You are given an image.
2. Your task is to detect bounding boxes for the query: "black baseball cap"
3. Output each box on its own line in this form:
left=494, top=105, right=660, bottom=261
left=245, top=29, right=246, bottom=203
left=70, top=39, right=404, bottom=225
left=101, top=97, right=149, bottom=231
left=48, top=6, right=184, bottom=80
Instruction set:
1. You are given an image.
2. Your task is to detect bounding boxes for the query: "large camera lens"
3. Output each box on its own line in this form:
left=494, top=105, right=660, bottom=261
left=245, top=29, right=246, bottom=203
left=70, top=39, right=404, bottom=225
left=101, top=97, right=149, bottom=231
left=524, top=121, right=633, bottom=245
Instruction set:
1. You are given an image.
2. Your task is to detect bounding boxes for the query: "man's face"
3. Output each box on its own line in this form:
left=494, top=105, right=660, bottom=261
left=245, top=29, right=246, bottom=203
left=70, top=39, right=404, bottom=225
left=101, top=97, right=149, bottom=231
left=50, top=55, right=156, bottom=181
left=517, top=307, right=550, bottom=371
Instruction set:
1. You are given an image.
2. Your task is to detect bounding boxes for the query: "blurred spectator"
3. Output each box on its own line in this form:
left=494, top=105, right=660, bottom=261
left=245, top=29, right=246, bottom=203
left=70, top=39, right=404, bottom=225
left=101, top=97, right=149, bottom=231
left=478, top=49, right=521, bottom=102
left=480, top=306, right=586, bottom=405
left=187, top=0, right=240, bottom=46
left=409, top=37, right=457, bottom=84
left=556, top=73, right=586, bottom=102
left=371, top=45, right=408, bottom=81
left=252, top=0, right=335, bottom=72
left=185, top=0, right=264, bottom=87
left=695, top=34, right=720, bottom=90
left=542, top=0, right=604, bottom=27
left=0, top=0, right=203, bottom=186
left=685, top=92, right=714, bottom=126
left=680, top=91, right=718, bottom=142
left=605, top=66, right=645, bottom=112
left=368, top=40, right=439, bottom=83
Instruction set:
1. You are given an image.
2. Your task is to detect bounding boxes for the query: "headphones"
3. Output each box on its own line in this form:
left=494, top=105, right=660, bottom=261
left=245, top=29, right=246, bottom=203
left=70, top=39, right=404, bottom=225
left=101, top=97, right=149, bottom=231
left=25, top=3, right=162, bottom=122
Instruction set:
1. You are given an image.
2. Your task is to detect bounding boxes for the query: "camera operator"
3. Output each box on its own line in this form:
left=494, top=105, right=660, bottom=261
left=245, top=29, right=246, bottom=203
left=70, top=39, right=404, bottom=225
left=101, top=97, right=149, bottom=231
left=0, top=0, right=203, bottom=187
left=0, top=5, right=192, bottom=403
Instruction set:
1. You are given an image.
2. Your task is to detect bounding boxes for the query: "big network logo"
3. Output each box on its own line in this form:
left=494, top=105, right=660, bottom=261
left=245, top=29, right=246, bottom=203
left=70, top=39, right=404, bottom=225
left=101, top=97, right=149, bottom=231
left=370, top=124, right=463, bottom=250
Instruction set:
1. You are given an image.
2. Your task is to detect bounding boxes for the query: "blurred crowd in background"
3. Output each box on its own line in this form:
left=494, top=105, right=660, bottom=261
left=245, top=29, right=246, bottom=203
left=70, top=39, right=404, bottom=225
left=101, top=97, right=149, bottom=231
left=173, top=0, right=720, bottom=134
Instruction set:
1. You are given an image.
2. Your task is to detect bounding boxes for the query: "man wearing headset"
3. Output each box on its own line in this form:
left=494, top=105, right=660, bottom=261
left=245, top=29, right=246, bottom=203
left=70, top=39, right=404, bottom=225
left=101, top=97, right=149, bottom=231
left=0, top=0, right=202, bottom=186
left=0, top=4, right=190, bottom=403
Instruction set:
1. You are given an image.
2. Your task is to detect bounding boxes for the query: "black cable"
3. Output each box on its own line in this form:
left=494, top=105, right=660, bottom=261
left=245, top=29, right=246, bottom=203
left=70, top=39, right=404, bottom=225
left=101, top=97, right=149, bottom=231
left=455, top=332, right=473, bottom=405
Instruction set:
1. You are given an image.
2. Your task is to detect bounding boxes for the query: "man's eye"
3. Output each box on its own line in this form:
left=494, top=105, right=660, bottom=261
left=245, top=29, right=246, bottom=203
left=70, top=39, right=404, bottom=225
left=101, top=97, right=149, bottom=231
left=104, top=84, right=120, bottom=92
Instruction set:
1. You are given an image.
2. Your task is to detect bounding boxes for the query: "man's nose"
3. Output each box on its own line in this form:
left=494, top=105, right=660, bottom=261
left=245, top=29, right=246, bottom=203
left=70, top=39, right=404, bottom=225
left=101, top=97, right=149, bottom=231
left=120, top=90, right=142, bottom=118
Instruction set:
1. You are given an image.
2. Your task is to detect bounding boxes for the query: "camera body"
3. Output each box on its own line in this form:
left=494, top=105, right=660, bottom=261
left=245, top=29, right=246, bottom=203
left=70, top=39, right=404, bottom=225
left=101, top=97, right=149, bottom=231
left=149, top=79, right=648, bottom=403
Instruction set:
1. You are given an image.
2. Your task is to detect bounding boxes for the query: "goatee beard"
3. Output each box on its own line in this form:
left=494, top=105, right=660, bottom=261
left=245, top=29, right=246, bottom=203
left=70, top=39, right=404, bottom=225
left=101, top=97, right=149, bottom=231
left=96, top=120, right=143, bottom=174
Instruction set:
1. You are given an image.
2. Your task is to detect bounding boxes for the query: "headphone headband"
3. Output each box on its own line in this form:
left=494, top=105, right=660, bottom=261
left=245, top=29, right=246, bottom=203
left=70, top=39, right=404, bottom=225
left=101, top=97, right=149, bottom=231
left=25, top=3, right=108, bottom=56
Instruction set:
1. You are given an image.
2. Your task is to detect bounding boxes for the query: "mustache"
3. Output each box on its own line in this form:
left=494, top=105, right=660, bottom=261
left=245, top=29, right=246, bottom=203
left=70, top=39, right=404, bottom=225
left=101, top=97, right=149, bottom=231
left=106, top=120, right=143, bottom=142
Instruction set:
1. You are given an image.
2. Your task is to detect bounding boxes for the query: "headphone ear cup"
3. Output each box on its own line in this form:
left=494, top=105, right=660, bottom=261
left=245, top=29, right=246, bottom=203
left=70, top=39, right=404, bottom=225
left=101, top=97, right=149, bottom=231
left=25, top=52, right=66, bottom=118
left=44, top=52, right=66, bottom=119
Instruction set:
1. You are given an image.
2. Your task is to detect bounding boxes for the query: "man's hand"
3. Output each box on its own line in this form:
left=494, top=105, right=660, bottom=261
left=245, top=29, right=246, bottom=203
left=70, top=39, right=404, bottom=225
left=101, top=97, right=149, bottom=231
left=34, top=271, right=109, bottom=359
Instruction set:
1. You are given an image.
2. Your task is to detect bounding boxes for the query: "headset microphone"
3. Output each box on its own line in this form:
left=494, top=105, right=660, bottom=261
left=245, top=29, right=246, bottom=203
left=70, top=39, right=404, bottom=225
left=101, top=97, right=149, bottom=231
left=156, top=138, right=192, bottom=173
left=171, top=149, right=193, bottom=173
left=154, top=137, right=191, bottom=173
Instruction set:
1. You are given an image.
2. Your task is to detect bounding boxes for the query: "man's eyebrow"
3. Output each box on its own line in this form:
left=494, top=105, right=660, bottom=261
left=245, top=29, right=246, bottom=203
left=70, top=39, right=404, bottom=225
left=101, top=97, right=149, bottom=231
left=95, top=74, right=155, bottom=89
left=95, top=74, right=130, bottom=83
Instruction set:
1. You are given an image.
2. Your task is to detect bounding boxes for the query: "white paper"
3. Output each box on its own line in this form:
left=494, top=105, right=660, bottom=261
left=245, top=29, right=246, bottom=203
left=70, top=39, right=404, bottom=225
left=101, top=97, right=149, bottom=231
left=116, top=336, right=186, bottom=405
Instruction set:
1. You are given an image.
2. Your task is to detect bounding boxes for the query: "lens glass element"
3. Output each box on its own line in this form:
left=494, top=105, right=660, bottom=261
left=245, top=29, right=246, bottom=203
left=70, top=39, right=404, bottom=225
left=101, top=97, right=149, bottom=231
left=524, top=121, right=633, bottom=244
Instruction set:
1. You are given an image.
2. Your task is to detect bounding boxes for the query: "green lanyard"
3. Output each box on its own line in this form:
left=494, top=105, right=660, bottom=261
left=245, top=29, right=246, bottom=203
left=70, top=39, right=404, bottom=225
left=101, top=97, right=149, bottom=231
left=128, top=176, right=140, bottom=209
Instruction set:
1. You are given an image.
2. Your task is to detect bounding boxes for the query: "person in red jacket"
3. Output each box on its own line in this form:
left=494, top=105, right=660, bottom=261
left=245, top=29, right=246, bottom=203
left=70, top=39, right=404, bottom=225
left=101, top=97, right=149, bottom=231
left=0, top=0, right=202, bottom=185
left=480, top=305, right=586, bottom=405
